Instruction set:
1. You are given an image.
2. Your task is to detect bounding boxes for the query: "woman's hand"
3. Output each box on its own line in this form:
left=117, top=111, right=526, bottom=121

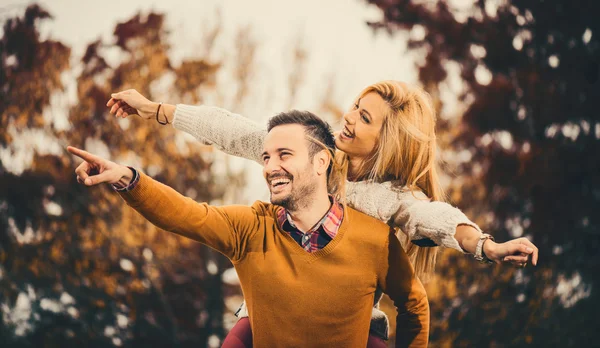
left=484, top=237, right=539, bottom=267
left=107, top=89, right=158, bottom=120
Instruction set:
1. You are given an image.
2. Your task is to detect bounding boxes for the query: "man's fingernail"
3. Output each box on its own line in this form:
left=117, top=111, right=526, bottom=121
left=526, top=247, right=533, bottom=253
left=85, top=178, right=92, bottom=185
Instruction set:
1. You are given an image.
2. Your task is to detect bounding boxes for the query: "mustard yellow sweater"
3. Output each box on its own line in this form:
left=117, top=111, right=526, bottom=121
left=119, top=172, right=429, bottom=347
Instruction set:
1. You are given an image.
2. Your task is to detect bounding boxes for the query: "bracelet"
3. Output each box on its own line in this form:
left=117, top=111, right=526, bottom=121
left=156, top=102, right=170, bottom=125
left=474, top=233, right=494, bottom=264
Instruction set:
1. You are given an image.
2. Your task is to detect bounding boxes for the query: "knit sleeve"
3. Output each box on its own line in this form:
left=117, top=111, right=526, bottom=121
left=172, top=104, right=267, bottom=164
left=118, top=171, right=256, bottom=262
left=379, top=229, right=430, bottom=348
left=345, top=180, right=481, bottom=253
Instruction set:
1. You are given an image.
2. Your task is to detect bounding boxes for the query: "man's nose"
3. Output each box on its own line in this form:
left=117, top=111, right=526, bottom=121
left=263, top=158, right=281, bottom=176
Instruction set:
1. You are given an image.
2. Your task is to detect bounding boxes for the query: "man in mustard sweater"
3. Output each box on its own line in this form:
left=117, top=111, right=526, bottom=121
left=67, top=110, right=429, bottom=347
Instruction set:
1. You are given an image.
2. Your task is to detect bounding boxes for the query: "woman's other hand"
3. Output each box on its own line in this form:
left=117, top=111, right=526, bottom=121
left=107, top=89, right=157, bottom=120
left=484, top=237, right=539, bottom=267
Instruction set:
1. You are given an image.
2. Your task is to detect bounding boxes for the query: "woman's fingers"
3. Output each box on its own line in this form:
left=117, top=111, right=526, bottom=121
left=506, top=242, right=533, bottom=256
left=108, top=89, right=154, bottom=119
left=110, top=101, right=122, bottom=114
left=116, top=106, right=134, bottom=118
left=107, top=97, right=125, bottom=108
left=123, top=105, right=139, bottom=118
left=503, top=254, right=529, bottom=263
left=109, top=100, right=136, bottom=116
left=110, top=91, right=137, bottom=108
left=518, top=238, right=539, bottom=266
left=494, top=238, right=539, bottom=267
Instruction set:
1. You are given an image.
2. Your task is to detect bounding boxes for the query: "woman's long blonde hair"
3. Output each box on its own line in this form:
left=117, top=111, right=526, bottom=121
left=337, top=80, right=445, bottom=282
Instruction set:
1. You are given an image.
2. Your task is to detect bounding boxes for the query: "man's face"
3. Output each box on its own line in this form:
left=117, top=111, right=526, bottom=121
left=261, top=124, right=319, bottom=211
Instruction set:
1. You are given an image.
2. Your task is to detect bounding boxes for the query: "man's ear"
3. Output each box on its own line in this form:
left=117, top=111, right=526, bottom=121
left=314, top=150, right=330, bottom=176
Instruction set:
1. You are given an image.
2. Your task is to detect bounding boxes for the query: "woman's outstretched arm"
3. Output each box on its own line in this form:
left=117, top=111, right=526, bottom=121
left=345, top=180, right=538, bottom=265
left=173, top=104, right=266, bottom=164
left=107, top=90, right=266, bottom=164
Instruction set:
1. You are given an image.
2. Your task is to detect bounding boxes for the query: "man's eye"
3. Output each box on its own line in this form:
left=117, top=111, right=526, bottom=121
left=262, top=156, right=270, bottom=163
left=281, top=153, right=291, bottom=158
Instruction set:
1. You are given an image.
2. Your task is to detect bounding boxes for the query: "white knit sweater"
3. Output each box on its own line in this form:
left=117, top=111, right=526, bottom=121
left=173, top=104, right=481, bottom=253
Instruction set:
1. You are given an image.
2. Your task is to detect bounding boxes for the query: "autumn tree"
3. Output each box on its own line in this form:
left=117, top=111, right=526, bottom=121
left=366, top=0, right=600, bottom=346
left=0, top=5, right=246, bottom=347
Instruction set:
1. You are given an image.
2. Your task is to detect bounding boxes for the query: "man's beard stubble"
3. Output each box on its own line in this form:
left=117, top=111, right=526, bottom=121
left=271, top=173, right=318, bottom=212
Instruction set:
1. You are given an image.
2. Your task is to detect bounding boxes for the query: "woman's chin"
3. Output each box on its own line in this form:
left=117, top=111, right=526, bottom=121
left=335, top=138, right=370, bottom=160
left=334, top=136, right=347, bottom=150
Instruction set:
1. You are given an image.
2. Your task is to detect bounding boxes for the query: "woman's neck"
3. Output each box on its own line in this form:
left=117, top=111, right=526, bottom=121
left=347, top=156, right=364, bottom=182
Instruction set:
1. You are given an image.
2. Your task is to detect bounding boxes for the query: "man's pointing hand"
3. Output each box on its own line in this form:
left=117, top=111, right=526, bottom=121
left=67, top=146, right=134, bottom=187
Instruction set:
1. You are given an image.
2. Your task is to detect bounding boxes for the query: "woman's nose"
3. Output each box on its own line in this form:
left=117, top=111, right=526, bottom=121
left=343, top=111, right=357, bottom=124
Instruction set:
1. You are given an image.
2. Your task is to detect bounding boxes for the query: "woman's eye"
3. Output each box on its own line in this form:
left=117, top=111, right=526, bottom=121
left=354, top=103, right=359, bottom=110
left=361, top=114, right=370, bottom=124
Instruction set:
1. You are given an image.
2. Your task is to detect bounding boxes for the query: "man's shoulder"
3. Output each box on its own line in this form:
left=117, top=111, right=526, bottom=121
left=248, top=200, right=280, bottom=217
left=216, top=200, right=276, bottom=217
left=217, top=201, right=279, bottom=230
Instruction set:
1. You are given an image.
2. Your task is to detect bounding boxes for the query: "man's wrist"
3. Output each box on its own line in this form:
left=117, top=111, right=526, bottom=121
left=113, top=166, right=135, bottom=188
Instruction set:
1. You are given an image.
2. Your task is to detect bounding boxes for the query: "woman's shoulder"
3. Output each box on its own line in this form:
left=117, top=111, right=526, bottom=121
left=346, top=179, right=428, bottom=198
left=344, top=179, right=430, bottom=223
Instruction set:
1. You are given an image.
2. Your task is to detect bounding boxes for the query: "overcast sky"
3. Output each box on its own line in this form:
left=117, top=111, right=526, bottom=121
left=3, top=0, right=475, bottom=203
left=1, top=0, right=423, bottom=200
left=12, top=0, right=420, bottom=105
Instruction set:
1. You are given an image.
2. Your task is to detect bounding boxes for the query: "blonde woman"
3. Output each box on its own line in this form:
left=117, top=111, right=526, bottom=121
left=107, top=81, right=538, bottom=347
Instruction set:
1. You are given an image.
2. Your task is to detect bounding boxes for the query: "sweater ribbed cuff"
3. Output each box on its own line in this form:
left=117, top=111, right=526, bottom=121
left=118, top=172, right=154, bottom=208
left=428, top=210, right=482, bottom=253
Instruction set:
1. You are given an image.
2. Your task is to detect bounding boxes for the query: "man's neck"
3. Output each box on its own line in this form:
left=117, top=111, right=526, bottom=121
left=287, top=191, right=333, bottom=232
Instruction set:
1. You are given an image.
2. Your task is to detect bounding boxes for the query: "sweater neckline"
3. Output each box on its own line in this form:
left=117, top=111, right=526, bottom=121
left=275, top=207, right=350, bottom=262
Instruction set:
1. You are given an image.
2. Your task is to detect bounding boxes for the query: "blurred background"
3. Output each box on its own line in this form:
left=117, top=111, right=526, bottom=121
left=1, top=0, right=599, bottom=346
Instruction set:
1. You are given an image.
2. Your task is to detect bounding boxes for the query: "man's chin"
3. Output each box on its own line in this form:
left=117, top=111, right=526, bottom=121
left=270, top=193, right=292, bottom=208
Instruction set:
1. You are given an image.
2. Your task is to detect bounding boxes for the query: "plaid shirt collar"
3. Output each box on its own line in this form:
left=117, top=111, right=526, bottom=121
left=276, top=195, right=344, bottom=251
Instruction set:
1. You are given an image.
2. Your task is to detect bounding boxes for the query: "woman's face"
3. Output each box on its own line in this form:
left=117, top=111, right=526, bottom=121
left=335, top=92, right=388, bottom=159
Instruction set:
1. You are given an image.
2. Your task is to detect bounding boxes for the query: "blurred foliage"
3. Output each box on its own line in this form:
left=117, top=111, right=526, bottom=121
left=0, top=4, right=242, bottom=347
left=3, top=1, right=599, bottom=347
left=368, top=0, right=600, bottom=346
